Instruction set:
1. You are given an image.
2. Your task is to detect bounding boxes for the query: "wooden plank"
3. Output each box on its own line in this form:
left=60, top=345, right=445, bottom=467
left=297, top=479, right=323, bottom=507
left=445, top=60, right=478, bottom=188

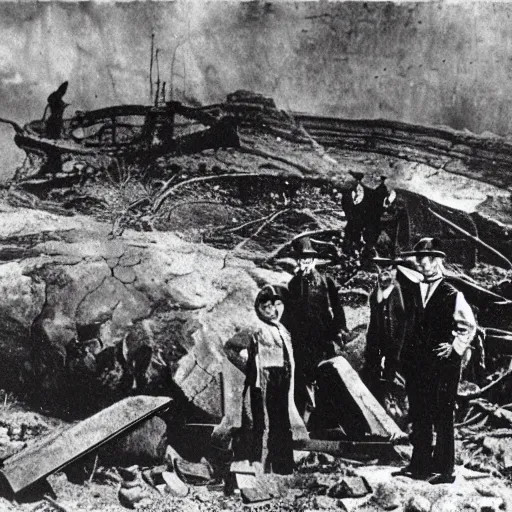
left=318, top=357, right=405, bottom=440
left=236, top=473, right=258, bottom=490
left=293, top=438, right=395, bottom=458
left=1, top=395, right=172, bottom=495
left=230, top=460, right=256, bottom=475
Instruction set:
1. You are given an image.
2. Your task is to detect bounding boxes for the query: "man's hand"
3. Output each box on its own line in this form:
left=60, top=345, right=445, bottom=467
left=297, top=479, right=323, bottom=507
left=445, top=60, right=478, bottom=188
left=435, top=342, right=453, bottom=359
left=337, top=330, right=350, bottom=346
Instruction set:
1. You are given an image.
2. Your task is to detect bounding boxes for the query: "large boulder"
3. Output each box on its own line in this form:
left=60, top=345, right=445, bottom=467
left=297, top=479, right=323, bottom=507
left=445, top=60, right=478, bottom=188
left=0, top=201, right=288, bottom=419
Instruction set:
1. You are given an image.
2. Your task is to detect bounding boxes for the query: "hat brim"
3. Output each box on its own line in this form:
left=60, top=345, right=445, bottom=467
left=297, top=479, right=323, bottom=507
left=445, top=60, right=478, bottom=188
left=372, top=257, right=399, bottom=266
left=372, top=257, right=419, bottom=268
left=400, top=250, right=446, bottom=258
left=292, top=250, right=320, bottom=258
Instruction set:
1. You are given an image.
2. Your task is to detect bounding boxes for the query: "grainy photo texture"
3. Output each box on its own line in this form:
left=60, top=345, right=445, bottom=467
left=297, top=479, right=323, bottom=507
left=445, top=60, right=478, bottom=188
left=0, top=1, right=512, bottom=510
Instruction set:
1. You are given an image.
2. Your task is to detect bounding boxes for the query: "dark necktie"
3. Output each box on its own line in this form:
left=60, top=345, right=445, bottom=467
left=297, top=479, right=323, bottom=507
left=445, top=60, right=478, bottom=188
left=423, top=277, right=442, bottom=304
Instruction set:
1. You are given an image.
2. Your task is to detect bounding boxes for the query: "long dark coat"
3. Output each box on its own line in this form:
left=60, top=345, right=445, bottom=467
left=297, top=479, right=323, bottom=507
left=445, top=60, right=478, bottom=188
left=286, top=270, right=347, bottom=382
left=363, top=282, right=406, bottom=400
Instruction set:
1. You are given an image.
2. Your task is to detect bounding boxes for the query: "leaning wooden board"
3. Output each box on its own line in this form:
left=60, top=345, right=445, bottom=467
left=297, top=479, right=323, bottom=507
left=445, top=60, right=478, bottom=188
left=0, top=395, right=172, bottom=495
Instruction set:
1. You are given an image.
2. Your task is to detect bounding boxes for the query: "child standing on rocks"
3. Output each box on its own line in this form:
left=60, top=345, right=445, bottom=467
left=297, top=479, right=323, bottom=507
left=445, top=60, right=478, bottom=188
left=233, top=285, right=308, bottom=475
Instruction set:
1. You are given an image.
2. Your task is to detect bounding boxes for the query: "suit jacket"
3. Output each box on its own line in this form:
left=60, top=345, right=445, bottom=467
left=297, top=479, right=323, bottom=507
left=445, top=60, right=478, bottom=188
left=286, top=270, right=347, bottom=379
left=401, top=279, right=475, bottom=373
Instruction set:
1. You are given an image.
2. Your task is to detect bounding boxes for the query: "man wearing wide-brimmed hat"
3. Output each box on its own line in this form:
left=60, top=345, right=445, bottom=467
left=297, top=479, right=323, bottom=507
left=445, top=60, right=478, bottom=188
left=286, top=237, right=348, bottom=423
left=393, top=237, right=476, bottom=485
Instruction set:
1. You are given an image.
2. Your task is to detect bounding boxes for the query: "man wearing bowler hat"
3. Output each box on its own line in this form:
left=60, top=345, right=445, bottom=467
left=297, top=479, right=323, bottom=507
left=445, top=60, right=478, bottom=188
left=393, top=237, right=476, bottom=484
left=286, top=236, right=348, bottom=423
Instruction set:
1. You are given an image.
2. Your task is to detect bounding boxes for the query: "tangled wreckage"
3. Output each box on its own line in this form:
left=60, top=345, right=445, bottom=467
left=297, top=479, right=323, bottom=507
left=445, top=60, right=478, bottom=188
left=3, top=100, right=240, bottom=163
left=3, top=90, right=512, bottom=508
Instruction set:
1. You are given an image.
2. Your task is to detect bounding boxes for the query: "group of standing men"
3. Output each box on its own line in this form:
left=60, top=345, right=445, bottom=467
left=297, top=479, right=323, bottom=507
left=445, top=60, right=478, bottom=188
left=365, top=237, right=477, bottom=484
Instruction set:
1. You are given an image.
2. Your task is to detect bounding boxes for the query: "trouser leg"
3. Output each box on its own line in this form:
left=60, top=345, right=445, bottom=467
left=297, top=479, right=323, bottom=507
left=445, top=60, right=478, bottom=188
left=265, top=368, right=294, bottom=474
left=432, top=367, right=460, bottom=476
left=404, top=366, right=433, bottom=473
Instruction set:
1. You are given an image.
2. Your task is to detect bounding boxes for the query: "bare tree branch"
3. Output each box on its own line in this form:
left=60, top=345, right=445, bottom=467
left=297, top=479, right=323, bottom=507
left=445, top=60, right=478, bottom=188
left=428, top=207, right=512, bottom=269
left=458, top=368, right=512, bottom=399
left=239, top=141, right=313, bottom=176
left=0, top=117, right=24, bottom=135
left=219, top=211, right=280, bottom=234
left=222, top=208, right=291, bottom=268
left=455, top=412, right=486, bottom=428
left=151, top=173, right=265, bottom=213
left=267, top=229, right=342, bottom=260
left=233, top=208, right=291, bottom=254
left=166, top=200, right=226, bottom=218
left=127, top=197, right=150, bottom=212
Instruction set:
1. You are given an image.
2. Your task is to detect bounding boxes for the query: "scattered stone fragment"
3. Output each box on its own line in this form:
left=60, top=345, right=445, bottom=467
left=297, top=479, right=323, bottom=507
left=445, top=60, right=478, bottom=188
left=328, top=476, right=372, bottom=499
left=370, top=481, right=401, bottom=510
left=483, top=437, right=512, bottom=471
left=291, top=474, right=329, bottom=493
left=317, top=453, right=336, bottom=465
left=313, top=495, right=340, bottom=509
left=118, top=465, right=139, bottom=481
left=118, top=484, right=151, bottom=509
left=240, top=486, right=273, bottom=506
left=162, top=470, right=189, bottom=497
left=430, top=495, right=465, bottom=512
left=293, top=450, right=310, bottom=464
left=142, top=464, right=167, bottom=487
left=155, top=484, right=167, bottom=496
left=478, top=497, right=505, bottom=512
left=235, top=473, right=257, bottom=490
left=475, top=482, right=502, bottom=497
left=175, top=457, right=214, bottom=484
left=405, top=495, right=431, bottom=512
left=122, top=478, right=141, bottom=489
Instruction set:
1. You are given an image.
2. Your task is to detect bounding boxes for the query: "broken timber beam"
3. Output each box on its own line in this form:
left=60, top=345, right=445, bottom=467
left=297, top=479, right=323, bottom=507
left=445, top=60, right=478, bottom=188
left=316, top=356, right=406, bottom=440
left=293, top=439, right=402, bottom=459
left=0, top=395, right=172, bottom=496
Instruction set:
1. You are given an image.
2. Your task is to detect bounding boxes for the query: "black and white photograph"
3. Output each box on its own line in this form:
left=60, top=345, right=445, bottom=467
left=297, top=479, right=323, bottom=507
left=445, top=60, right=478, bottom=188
left=1, top=0, right=512, bottom=510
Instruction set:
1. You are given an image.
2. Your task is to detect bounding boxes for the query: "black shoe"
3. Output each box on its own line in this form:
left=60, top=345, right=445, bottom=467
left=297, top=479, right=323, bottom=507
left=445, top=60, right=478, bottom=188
left=391, top=467, right=428, bottom=479
left=410, top=472, right=433, bottom=481
left=391, top=468, right=414, bottom=478
left=427, top=473, right=456, bottom=485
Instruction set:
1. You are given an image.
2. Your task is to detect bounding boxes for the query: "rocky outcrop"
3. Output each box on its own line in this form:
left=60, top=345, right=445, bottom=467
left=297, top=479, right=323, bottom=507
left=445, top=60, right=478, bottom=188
left=0, top=201, right=288, bottom=420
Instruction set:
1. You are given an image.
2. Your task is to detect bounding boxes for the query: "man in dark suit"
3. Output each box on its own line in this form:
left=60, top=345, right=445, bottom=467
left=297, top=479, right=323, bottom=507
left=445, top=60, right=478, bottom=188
left=286, top=237, right=348, bottom=423
left=393, top=238, right=476, bottom=484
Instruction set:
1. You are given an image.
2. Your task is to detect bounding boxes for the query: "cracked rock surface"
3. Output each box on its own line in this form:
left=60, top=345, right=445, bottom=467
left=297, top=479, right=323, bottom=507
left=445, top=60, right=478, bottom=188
left=0, top=203, right=284, bottom=420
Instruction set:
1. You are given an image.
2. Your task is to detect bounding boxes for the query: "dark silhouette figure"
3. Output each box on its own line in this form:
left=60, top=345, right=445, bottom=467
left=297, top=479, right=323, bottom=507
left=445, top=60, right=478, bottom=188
left=46, top=81, right=69, bottom=139
left=364, top=176, right=394, bottom=250
left=342, top=172, right=367, bottom=251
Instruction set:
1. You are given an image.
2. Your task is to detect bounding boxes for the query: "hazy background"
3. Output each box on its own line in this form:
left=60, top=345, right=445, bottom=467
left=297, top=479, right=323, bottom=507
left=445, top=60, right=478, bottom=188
left=1, top=0, right=512, bottom=179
